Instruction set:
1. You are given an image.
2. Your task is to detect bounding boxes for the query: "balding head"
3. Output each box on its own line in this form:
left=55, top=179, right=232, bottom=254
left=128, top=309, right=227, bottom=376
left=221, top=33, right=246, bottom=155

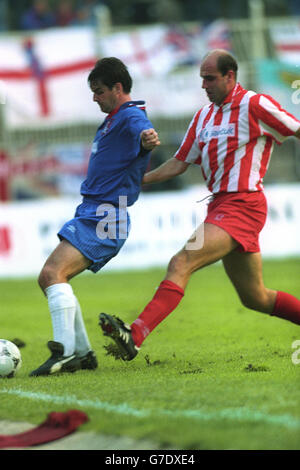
left=200, top=49, right=238, bottom=105
left=202, top=49, right=238, bottom=80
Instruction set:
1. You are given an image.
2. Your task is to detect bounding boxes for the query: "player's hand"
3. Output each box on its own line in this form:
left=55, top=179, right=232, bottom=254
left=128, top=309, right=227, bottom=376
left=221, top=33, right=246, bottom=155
left=140, top=128, right=161, bottom=151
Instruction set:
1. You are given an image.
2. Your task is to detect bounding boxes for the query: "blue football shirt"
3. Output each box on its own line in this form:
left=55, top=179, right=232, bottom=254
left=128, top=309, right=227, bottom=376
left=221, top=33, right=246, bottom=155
left=80, top=100, right=153, bottom=207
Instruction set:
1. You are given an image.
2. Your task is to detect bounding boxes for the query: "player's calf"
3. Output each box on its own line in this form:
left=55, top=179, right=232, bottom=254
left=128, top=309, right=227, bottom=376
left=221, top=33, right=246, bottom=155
left=239, top=288, right=276, bottom=314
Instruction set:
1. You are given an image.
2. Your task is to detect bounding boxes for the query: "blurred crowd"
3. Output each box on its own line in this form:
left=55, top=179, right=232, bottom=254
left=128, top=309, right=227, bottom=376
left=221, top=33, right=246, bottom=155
left=0, top=0, right=299, bottom=32
left=0, top=0, right=104, bottom=31
left=20, top=0, right=99, bottom=29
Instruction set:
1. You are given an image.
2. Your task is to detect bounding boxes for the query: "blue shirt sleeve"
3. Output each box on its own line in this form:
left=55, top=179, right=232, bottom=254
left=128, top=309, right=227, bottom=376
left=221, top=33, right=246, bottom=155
left=127, top=114, right=153, bottom=157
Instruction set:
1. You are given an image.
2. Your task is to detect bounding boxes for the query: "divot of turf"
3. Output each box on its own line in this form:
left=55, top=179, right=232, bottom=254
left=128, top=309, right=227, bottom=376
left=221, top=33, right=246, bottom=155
left=244, top=364, right=270, bottom=372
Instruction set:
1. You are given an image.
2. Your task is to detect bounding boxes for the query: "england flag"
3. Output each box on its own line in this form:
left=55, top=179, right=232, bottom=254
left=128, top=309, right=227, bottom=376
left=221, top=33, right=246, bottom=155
left=0, top=27, right=99, bottom=127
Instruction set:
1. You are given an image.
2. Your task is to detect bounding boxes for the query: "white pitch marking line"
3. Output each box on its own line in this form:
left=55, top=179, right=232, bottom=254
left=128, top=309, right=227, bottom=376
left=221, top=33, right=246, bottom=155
left=1, top=388, right=300, bottom=429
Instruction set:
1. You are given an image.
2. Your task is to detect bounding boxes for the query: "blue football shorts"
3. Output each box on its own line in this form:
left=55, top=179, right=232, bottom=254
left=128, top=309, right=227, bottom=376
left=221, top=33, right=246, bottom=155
left=58, top=199, right=130, bottom=273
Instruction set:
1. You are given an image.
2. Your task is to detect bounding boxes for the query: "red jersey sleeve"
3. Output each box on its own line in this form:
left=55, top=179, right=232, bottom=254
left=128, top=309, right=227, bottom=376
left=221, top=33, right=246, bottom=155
left=249, top=94, right=300, bottom=144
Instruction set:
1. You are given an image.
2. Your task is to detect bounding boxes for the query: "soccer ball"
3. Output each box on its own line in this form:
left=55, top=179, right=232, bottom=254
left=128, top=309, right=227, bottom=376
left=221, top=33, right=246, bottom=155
left=0, top=339, right=22, bottom=378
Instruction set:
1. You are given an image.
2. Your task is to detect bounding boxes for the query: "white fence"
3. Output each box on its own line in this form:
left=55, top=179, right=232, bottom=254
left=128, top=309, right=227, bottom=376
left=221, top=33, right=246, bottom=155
left=0, top=184, right=299, bottom=278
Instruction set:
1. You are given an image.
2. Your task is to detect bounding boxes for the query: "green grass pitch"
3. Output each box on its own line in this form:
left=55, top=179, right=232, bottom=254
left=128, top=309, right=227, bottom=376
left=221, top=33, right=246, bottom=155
left=0, top=258, right=299, bottom=450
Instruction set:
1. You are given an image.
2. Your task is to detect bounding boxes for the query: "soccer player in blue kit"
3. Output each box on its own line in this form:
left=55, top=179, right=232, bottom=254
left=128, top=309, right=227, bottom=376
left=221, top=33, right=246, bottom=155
left=30, top=57, right=160, bottom=376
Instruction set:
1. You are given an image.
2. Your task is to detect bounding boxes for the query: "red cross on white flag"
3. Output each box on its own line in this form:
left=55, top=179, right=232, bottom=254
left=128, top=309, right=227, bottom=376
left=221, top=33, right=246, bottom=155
left=0, top=27, right=99, bottom=128
left=99, top=24, right=178, bottom=79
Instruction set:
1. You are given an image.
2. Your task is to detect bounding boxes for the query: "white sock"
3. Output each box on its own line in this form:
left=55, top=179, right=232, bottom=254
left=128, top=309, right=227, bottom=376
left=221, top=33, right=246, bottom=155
left=45, top=283, right=76, bottom=357
left=74, top=295, right=92, bottom=357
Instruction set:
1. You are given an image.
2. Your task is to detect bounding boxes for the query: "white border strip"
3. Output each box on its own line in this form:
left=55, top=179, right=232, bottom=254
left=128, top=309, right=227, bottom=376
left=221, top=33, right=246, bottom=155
left=1, top=388, right=300, bottom=429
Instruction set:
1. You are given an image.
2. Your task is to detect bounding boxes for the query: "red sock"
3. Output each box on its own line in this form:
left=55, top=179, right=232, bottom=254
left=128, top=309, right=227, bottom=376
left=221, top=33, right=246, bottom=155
left=131, top=280, right=184, bottom=347
left=271, top=291, right=300, bottom=325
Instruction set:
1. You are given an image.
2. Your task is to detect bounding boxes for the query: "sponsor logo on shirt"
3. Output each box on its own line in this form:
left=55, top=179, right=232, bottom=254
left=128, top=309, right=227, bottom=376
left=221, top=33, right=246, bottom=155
left=101, top=119, right=113, bottom=135
left=200, top=123, right=235, bottom=141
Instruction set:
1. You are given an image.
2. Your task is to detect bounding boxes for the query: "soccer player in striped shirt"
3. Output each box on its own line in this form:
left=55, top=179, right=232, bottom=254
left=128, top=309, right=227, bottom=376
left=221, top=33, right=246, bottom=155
left=100, top=49, right=300, bottom=361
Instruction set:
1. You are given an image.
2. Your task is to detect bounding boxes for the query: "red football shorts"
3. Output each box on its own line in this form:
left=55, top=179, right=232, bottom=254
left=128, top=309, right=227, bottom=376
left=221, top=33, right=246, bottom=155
left=204, top=191, right=267, bottom=253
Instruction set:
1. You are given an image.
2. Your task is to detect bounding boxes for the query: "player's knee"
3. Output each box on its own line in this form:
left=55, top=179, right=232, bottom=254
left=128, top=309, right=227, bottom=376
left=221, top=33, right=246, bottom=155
left=167, top=250, right=203, bottom=280
left=37, top=268, right=48, bottom=292
left=38, top=264, right=57, bottom=292
left=167, top=252, right=189, bottom=276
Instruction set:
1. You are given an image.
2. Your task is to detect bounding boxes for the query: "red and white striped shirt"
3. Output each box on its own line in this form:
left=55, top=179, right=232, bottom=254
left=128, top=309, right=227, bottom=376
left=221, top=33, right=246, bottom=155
left=175, top=83, right=300, bottom=192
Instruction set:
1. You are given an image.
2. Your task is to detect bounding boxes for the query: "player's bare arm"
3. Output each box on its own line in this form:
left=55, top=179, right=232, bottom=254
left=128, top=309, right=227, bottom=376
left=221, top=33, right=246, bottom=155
left=140, top=128, right=161, bottom=151
left=295, top=126, right=300, bottom=138
left=143, top=157, right=189, bottom=184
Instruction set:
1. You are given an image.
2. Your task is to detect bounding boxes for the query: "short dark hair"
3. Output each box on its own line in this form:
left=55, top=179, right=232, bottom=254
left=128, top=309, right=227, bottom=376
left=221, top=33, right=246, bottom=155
left=88, top=57, right=132, bottom=93
left=216, top=53, right=238, bottom=79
